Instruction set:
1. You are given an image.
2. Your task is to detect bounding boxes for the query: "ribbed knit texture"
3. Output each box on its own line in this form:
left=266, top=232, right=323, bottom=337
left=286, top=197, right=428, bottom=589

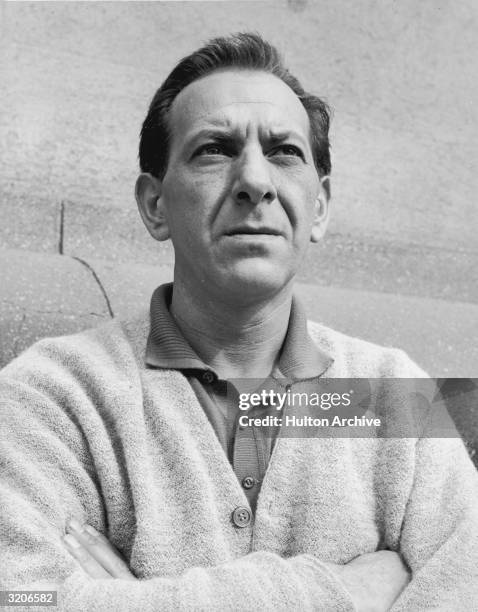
left=1, top=311, right=477, bottom=611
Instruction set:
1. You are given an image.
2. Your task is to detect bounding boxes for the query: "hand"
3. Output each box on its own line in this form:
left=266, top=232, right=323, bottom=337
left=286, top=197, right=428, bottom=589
left=63, top=519, right=137, bottom=580
left=327, top=550, right=411, bottom=612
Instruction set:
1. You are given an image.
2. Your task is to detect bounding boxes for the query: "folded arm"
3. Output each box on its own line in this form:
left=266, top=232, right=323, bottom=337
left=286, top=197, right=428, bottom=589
left=1, top=370, right=356, bottom=611
left=0, top=374, right=414, bottom=612
left=60, top=521, right=410, bottom=612
left=391, top=432, right=478, bottom=611
left=5, top=342, right=471, bottom=611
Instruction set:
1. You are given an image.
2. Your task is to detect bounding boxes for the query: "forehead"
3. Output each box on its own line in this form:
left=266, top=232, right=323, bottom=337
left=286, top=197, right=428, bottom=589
left=168, top=69, right=311, bottom=145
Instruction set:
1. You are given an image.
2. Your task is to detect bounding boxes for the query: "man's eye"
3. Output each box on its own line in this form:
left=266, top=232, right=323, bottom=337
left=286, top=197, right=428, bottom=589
left=195, top=144, right=227, bottom=156
left=270, top=145, right=304, bottom=160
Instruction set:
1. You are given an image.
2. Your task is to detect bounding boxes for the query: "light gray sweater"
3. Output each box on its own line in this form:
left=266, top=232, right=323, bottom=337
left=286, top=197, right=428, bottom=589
left=1, top=313, right=477, bottom=611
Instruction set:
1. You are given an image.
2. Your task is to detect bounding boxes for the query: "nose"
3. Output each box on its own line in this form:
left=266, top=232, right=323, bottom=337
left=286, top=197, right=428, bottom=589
left=232, top=149, right=277, bottom=206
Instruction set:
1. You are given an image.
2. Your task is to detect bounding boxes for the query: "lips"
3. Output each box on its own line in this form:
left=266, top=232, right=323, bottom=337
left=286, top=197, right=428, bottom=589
left=225, top=226, right=282, bottom=236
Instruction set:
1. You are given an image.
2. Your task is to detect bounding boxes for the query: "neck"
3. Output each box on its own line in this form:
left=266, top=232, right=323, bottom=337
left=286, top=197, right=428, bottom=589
left=170, top=275, right=294, bottom=379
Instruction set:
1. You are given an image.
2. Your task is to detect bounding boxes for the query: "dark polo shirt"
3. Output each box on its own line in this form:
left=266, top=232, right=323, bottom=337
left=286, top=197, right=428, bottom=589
left=146, top=283, right=332, bottom=513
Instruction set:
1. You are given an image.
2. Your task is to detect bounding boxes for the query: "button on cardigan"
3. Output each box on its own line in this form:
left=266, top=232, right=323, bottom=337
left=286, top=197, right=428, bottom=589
left=1, top=305, right=478, bottom=611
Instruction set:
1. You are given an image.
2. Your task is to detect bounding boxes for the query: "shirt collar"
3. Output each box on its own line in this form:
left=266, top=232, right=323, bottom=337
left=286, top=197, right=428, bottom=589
left=145, top=282, right=333, bottom=381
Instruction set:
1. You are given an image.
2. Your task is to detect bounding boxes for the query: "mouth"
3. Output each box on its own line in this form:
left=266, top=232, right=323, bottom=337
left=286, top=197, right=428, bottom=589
left=224, top=226, right=283, bottom=237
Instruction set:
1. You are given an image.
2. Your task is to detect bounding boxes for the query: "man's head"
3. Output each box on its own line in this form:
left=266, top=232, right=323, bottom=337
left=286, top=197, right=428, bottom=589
left=136, top=33, right=332, bottom=304
left=139, top=32, right=331, bottom=184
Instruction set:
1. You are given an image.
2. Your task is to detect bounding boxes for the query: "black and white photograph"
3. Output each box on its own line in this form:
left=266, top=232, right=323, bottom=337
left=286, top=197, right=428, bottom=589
left=1, top=1, right=477, bottom=610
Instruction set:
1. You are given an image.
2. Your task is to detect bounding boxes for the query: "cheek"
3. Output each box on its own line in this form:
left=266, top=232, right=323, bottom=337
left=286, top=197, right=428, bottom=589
left=166, top=168, right=230, bottom=225
left=300, top=169, right=321, bottom=203
left=165, top=165, right=225, bottom=203
left=163, top=176, right=199, bottom=225
left=163, top=177, right=221, bottom=248
left=279, top=174, right=320, bottom=227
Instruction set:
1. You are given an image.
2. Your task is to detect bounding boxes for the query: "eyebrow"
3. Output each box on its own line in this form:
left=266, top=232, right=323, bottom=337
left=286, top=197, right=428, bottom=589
left=186, top=129, right=235, bottom=147
left=266, top=130, right=308, bottom=147
left=185, top=127, right=309, bottom=150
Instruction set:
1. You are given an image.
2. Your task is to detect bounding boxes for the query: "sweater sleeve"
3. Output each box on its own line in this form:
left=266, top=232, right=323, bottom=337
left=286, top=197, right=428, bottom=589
left=376, top=351, right=478, bottom=610
left=0, top=353, right=354, bottom=612
left=56, top=554, right=353, bottom=612
left=391, top=419, right=478, bottom=609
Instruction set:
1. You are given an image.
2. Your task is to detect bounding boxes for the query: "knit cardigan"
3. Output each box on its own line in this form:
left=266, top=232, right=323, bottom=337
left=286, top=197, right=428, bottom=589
left=1, top=312, right=477, bottom=611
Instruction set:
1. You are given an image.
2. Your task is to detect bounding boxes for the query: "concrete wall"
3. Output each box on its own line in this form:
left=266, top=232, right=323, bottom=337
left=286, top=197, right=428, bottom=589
left=1, top=0, right=477, bottom=249
left=1, top=0, right=478, bottom=379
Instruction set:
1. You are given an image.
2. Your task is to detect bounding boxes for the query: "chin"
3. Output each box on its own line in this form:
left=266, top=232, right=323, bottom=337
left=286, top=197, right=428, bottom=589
left=219, top=261, right=295, bottom=301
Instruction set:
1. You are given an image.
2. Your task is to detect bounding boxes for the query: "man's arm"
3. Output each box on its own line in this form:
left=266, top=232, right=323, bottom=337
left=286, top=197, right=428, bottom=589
left=389, top=432, right=478, bottom=611
left=0, top=358, right=356, bottom=612
left=4, top=405, right=408, bottom=612
left=0, top=347, right=415, bottom=611
left=60, top=522, right=411, bottom=612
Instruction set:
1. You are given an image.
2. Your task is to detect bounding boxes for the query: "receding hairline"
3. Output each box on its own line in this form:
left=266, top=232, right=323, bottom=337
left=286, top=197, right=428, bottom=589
left=165, top=66, right=315, bottom=147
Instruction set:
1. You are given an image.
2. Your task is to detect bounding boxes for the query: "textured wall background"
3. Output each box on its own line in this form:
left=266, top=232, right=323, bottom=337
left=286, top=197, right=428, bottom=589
left=1, top=0, right=478, bottom=381
left=1, top=0, right=477, bottom=246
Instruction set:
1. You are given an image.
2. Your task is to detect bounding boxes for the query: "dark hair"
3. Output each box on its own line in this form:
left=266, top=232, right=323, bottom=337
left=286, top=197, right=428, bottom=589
left=139, top=32, right=332, bottom=179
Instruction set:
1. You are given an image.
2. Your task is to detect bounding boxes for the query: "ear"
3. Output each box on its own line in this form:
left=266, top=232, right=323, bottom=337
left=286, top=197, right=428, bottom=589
left=310, top=175, right=331, bottom=243
left=135, top=173, right=170, bottom=242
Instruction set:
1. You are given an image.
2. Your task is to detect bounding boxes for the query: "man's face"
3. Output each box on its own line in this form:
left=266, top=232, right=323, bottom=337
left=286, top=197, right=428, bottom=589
left=158, top=69, right=328, bottom=301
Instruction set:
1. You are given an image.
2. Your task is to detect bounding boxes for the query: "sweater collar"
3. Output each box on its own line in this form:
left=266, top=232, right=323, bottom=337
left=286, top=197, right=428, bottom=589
left=146, top=283, right=333, bottom=382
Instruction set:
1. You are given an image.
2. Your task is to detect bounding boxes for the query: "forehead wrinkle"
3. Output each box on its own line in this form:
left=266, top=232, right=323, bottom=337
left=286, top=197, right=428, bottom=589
left=168, top=70, right=312, bottom=150
left=177, top=100, right=307, bottom=131
left=180, top=107, right=310, bottom=147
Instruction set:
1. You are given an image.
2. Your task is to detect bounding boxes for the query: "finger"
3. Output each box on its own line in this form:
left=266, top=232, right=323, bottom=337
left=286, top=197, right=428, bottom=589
left=66, top=520, right=135, bottom=579
left=63, top=533, right=113, bottom=579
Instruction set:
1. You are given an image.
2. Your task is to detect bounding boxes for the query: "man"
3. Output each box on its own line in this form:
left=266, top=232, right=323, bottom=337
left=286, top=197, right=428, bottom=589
left=1, top=33, right=477, bottom=611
